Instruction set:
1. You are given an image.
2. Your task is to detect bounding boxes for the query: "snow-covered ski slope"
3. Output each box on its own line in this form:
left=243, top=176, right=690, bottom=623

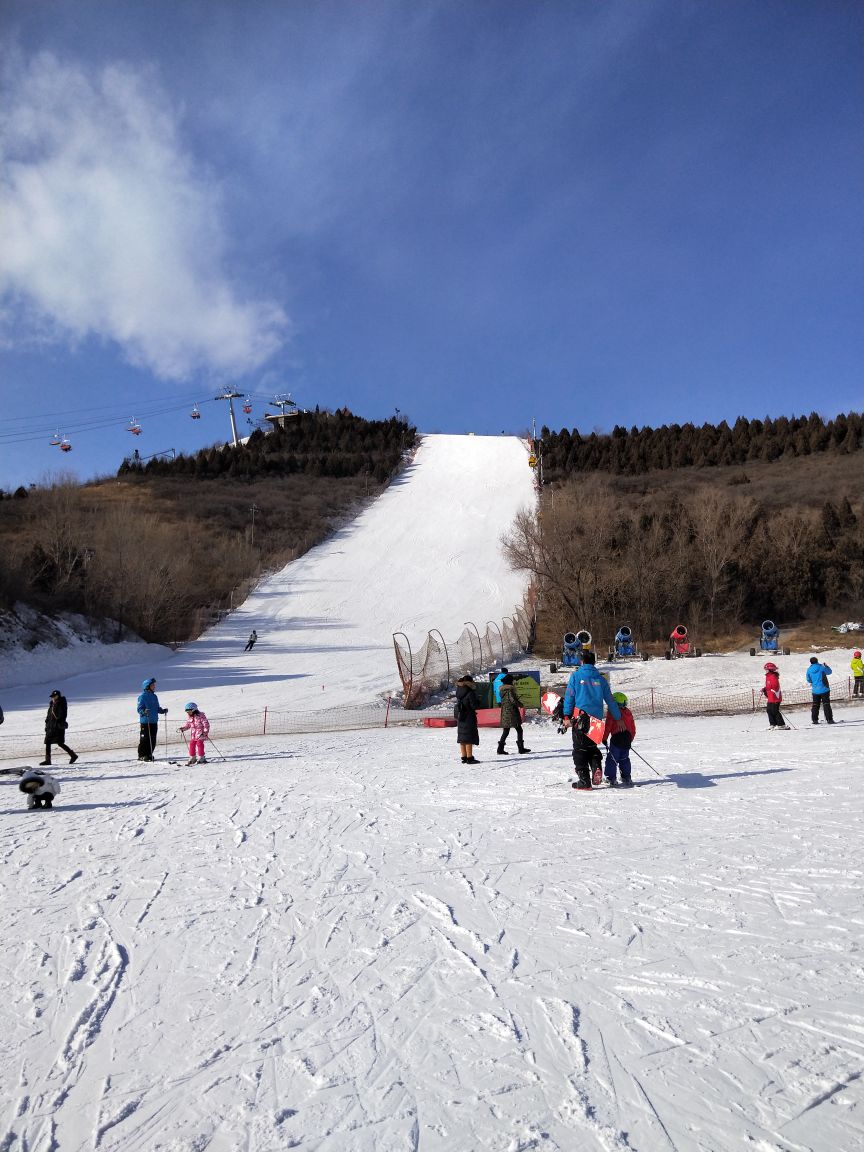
left=0, top=434, right=536, bottom=724
left=2, top=435, right=863, bottom=1152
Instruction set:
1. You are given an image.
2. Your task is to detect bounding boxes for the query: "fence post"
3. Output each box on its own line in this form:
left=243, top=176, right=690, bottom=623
left=650, top=687, right=655, bottom=716
left=752, top=688, right=756, bottom=712
left=385, top=696, right=391, bottom=728
left=429, top=629, right=451, bottom=685
left=487, top=620, right=505, bottom=665
left=263, top=706, right=268, bottom=735
left=464, top=621, right=484, bottom=671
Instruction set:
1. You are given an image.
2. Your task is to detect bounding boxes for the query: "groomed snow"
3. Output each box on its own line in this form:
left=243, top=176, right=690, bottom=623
left=1, top=434, right=862, bottom=1151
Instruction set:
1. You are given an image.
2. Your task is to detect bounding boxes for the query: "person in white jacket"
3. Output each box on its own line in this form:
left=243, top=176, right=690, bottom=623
left=19, top=768, right=61, bottom=809
left=178, top=702, right=210, bottom=765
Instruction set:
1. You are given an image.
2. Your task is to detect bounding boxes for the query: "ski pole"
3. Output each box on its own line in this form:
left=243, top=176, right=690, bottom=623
left=631, top=747, right=662, bottom=777
left=205, top=735, right=227, bottom=761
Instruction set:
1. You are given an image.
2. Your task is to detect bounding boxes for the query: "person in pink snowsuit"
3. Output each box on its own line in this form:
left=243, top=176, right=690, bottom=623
left=178, top=702, right=210, bottom=765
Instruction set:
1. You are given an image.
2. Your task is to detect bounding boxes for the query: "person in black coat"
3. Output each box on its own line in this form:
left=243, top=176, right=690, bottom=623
left=455, top=674, right=480, bottom=764
left=40, top=690, right=77, bottom=766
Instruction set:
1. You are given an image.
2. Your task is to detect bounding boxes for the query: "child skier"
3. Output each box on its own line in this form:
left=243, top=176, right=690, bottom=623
left=761, top=663, right=789, bottom=729
left=19, top=768, right=60, bottom=809
left=178, top=702, right=210, bottom=765
left=851, top=650, right=863, bottom=698
left=603, top=691, right=636, bottom=786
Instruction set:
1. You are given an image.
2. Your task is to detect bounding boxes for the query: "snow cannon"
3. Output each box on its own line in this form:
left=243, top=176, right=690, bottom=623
left=550, top=630, right=592, bottom=672
left=750, top=620, right=790, bottom=657
left=666, top=625, right=700, bottom=659
left=609, top=625, right=646, bottom=661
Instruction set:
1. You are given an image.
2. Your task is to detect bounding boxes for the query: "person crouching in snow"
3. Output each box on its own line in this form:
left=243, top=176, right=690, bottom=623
left=761, top=663, right=789, bottom=729
left=179, top=702, right=210, bottom=765
left=603, top=691, right=636, bottom=785
left=19, top=768, right=60, bottom=809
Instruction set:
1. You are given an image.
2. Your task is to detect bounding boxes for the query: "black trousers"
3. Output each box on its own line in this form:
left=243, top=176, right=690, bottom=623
left=811, top=693, right=833, bottom=724
left=138, top=723, right=159, bottom=759
left=44, top=740, right=75, bottom=762
left=854, top=678, right=863, bottom=697
left=498, top=722, right=525, bottom=751
left=766, top=702, right=786, bottom=727
left=571, top=728, right=601, bottom=784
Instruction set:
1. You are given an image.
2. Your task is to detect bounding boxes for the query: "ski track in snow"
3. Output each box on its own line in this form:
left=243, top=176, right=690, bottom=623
left=0, top=717, right=862, bottom=1151
left=0, top=435, right=862, bottom=1149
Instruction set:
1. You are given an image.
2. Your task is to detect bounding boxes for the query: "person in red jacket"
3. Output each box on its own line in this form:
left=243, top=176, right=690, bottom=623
left=761, top=663, right=789, bottom=730
left=602, top=691, right=636, bottom=786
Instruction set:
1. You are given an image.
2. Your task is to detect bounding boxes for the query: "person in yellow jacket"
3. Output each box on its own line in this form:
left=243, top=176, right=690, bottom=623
left=852, top=650, right=863, bottom=698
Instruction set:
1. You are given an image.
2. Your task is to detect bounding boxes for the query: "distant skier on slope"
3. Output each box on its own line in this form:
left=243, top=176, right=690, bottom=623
left=244, top=630, right=258, bottom=652
left=562, top=652, right=620, bottom=791
left=806, top=657, right=835, bottom=725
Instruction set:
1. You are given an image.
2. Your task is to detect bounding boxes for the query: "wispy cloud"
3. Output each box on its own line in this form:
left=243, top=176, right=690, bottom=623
left=0, top=50, right=288, bottom=379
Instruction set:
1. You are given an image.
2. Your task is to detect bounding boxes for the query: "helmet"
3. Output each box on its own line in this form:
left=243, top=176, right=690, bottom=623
left=184, top=702, right=198, bottom=713
left=612, top=691, right=628, bottom=705
left=763, top=662, right=778, bottom=672
left=854, top=651, right=861, bottom=659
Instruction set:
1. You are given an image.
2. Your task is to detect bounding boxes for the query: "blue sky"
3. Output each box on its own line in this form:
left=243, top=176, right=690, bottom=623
left=1, top=0, right=862, bottom=489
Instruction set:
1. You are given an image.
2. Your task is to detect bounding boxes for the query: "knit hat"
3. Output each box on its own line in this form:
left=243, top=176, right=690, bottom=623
left=763, top=662, right=778, bottom=672
left=582, top=651, right=596, bottom=665
left=456, top=674, right=475, bottom=685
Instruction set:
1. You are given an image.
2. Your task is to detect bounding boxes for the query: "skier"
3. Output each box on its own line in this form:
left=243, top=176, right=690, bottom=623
left=806, top=657, right=834, bottom=725
left=454, top=674, right=480, bottom=764
left=562, top=651, right=621, bottom=790
left=603, top=691, right=636, bottom=785
left=19, top=768, right=60, bottom=810
left=244, top=630, right=258, bottom=652
left=178, top=702, right=210, bottom=765
left=851, top=650, right=863, bottom=698
left=760, top=663, right=789, bottom=730
left=137, top=677, right=168, bottom=761
left=40, top=690, right=78, bottom=766
left=497, top=674, right=531, bottom=755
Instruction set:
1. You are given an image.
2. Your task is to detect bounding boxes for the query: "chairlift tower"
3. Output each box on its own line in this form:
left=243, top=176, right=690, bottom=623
left=215, top=390, right=243, bottom=447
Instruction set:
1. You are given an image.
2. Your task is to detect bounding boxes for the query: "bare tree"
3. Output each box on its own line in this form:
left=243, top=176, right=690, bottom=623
left=685, top=488, right=756, bottom=632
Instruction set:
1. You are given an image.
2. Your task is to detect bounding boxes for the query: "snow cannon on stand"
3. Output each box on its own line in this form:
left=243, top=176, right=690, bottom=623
left=550, top=630, right=592, bottom=673
left=666, top=625, right=700, bottom=659
left=750, top=620, right=790, bottom=657
left=608, top=625, right=648, bottom=662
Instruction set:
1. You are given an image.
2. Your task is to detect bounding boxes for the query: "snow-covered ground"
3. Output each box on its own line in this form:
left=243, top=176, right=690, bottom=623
left=1, top=434, right=862, bottom=1151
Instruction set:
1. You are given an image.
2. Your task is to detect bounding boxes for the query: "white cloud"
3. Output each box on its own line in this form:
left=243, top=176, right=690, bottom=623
left=0, top=51, right=288, bottom=379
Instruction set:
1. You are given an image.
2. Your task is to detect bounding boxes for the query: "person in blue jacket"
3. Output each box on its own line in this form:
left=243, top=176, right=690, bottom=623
left=137, top=677, right=168, bottom=761
left=806, top=657, right=835, bottom=725
left=562, top=652, right=621, bottom=790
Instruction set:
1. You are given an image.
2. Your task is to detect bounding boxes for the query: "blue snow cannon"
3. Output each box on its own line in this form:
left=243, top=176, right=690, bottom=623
left=750, top=620, right=789, bottom=657
left=613, top=626, right=637, bottom=658
left=551, top=630, right=592, bottom=673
